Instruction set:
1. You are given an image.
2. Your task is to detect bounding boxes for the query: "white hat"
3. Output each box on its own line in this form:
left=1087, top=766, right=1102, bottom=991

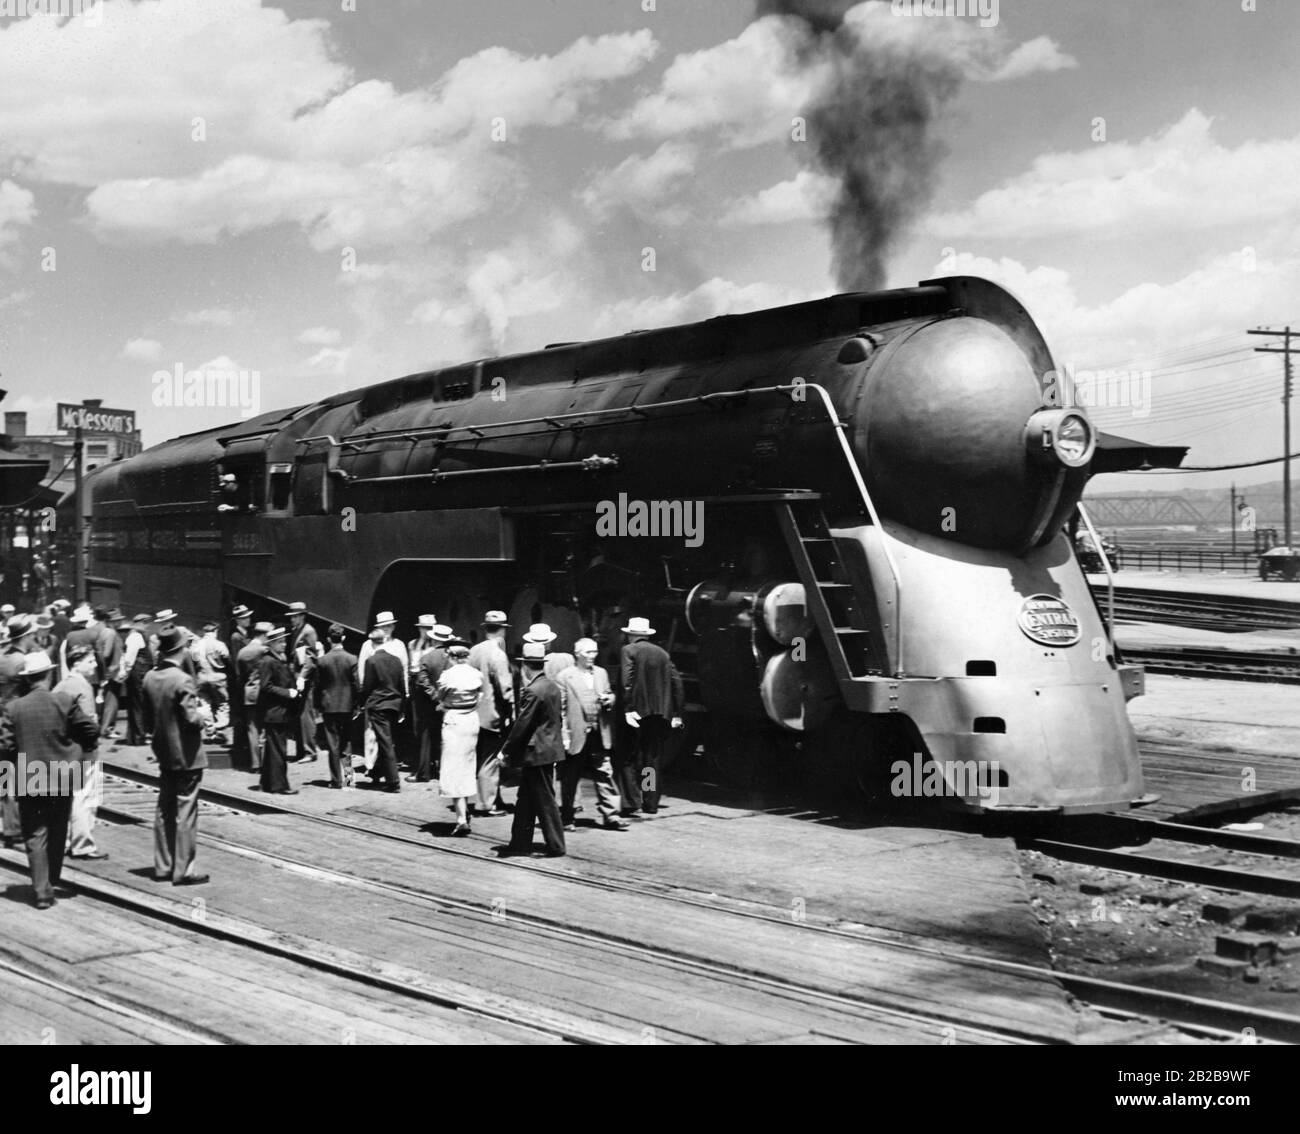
left=154, top=608, right=178, bottom=623
left=286, top=601, right=308, bottom=615
left=373, top=611, right=397, bottom=627
left=21, top=652, right=53, bottom=677
left=69, top=606, right=92, bottom=625
left=482, top=610, right=510, bottom=627
left=621, top=616, right=655, bottom=636
left=523, top=622, right=556, bottom=644
left=416, top=614, right=438, bottom=630
left=519, top=641, right=548, bottom=662
left=431, top=624, right=453, bottom=643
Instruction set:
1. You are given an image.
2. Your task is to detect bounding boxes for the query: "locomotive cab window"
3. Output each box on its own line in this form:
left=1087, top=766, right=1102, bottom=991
left=266, top=463, right=294, bottom=514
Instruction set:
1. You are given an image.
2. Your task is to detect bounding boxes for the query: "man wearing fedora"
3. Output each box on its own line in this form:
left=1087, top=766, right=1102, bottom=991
left=152, top=610, right=197, bottom=677
left=142, top=627, right=211, bottom=885
left=256, top=627, right=300, bottom=795
left=122, top=613, right=155, bottom=747
left=468, top=610, right=513, bottom=816
left=287, top=601, right=322, bottom=762
left=0, top=615, right=38, bottom=847
left=94, top=608, right=125, bottom=739
left=409, top=616, right=448, bottom=783
left=59, top=605, right=99, bottom=682
left=500, top=640, right=567, bottom=856
left=235, top=622, right=272, bottom=772
left=0, top=650, right=100, bottom=907
left=226, top=604, right=253, bottom=764
left=309, top=624, right=359, bottom=789
left=620, top=616, right=684, bottom=816
left=361, top=626, right=406, bottom=792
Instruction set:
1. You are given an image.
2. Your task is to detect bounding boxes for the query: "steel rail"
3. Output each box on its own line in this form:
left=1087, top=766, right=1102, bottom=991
left=99, top=761, right=1300, bottom=1043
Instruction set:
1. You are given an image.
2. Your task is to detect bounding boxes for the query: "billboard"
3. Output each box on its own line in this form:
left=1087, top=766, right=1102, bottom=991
left=56, top=404, right=137, bottom=437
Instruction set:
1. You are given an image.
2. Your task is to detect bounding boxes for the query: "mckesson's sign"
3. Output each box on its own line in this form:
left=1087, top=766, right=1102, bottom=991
left=56, top=404, right=137, bottom=436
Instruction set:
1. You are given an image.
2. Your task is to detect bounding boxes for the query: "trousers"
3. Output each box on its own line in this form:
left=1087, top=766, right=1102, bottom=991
left=475, top=727, right=502, bottom=811
left=154, top=767, right=202, bottom=883
left=559, top=732, right=621, bottom=823
left=19, top=795, right=72, bottom=902
left=412, top=698, right=441, bottom=781
left=99, top=682, right=121, bottom=737
left=630, top=715, right=672, bottom=813
left=126, top=675, right=149, bottom=745
left=368, top=709, right=400, bottom=786
left=509, top=763, right=565, bottom=855
left=67, top=757, right=102, bottom=855
left=245, top=712, right=263, bottom=771
left=260, top=724, right=291, bottom=793
left=321, top=712, right=353, bottom=787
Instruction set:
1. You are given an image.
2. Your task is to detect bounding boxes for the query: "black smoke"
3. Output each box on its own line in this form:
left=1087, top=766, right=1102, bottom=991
left=756, top=1, right=968, bottom=291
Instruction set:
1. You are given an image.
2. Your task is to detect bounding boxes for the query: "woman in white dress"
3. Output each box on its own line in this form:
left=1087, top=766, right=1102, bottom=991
left=436, top=641, right=484, bottom=836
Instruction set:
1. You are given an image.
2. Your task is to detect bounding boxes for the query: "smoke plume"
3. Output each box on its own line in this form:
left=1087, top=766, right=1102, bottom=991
left=756, top=1, right=971, bottom=291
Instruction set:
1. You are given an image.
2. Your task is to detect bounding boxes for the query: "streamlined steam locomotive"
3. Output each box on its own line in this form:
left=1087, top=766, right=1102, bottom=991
left=89, top=276, right=1174, bottom=813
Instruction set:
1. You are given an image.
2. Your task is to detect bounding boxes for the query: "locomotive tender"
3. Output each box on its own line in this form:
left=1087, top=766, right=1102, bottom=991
left=89, top=276, right=1166, bottom=814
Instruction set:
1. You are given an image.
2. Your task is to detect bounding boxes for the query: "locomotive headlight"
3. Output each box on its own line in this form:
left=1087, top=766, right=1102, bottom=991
left=1024, top=408, right=1095, bottom=469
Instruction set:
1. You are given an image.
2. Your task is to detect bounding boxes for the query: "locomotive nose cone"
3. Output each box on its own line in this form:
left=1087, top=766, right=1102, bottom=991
left=855, top=317, right=1084, bottom=551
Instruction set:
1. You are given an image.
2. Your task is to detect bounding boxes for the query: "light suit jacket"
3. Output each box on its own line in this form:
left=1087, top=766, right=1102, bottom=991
left=556, top=663, right=613, bottom=756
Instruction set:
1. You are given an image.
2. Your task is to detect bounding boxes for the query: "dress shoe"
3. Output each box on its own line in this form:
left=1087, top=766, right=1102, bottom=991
left=34, top=896, right=56, bottom=910
left=476, top=808, right=508, bottom=818
left=498, top=845, right=531, bottom=857
left=69, top=850, right=109, bottom=860
left=405, top=775, right=429, bottom=783
left=563, top=821, right=576, bottom=832
left=274, top=789, right=300, bottom=796
left=328, top=782, right=343, bottom=789
left=383, top=784, right=400, bottom=793
left=452, top=823, right=471, bottom=837
left=619, top=809, right=639, bottom=818
left=152, top=874, right=170, bottom=882
left=543, top=849, right=566, bottom=858
left=601, top=820, right=629, bottom=831
left=174, top=873, right=210, bottom=886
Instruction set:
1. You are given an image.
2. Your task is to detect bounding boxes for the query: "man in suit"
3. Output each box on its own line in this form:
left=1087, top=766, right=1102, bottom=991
left=121, top=614, right=154, bottom=746
left=255, top=628, right=299, bottom=796
left=287, top=602, right=321, bottom=761
left=411, top=623, right=450, bottom=782
left=142, top=627, right=210, bottom=886
left=361, top=628, right=405, bottom=792
left=60, top=606, right=100, bottom=683
left=0, top=652, right=99, bottom=907
left=0, top=615, right=36, bottom=847
left=468, top=610, right=512, bottom=817
left=556, top=638, right=627, bottom=831
left=226, top=604, right=253, bottom=765
left=55, top=645, right=108, bottom=860
left=310, top=624, right=359, bottom=788
left=95, top=608, right=125, bottom=738
left=234, top=622, right=271, bottom=772
left=500, top=641, right=567, bottom=857
left=619, top=616, right=684, bottom=815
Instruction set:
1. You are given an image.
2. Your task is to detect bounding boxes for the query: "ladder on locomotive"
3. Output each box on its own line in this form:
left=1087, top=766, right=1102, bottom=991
left=775, top=499, right=885, bottom=685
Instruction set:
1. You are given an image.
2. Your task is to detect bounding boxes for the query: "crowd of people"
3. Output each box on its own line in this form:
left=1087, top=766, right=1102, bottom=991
left=0, top=597, right=686, bottom=907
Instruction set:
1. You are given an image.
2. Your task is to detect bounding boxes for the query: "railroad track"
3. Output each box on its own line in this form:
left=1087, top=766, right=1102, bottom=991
left=1121, top=646, right=1300, bottom=684
left=1024, top=813, right=1300, bottom=900
left=1090, top=583, right=1300, bottom=633
left=94, top=760, right=1300, bottom=1044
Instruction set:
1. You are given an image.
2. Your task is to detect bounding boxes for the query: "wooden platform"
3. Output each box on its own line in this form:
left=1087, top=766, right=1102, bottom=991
left=1134, top=739, right=1300, bottom=823
left=0, top=741, right=1109, bottom=1045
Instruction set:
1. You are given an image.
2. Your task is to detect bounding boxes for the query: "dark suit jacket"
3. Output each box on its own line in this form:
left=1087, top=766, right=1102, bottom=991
left=312, top=647, right=359, bottom=714
left=361, top=649, right=405, bottom=715
left=501, top=673, right=566, bottom=768
left=256, top=651, right=298, bottom=726
left=0, top=685, right=99, bottom=794
left=235, top=640, right=267, bottom=706
left=416, top=646, right=449, bottom=705
left=64, top=627, right=102, bottom=684
left=141, top=660, right=208, bottom=773
left=620, top=639, right=684, bottom=719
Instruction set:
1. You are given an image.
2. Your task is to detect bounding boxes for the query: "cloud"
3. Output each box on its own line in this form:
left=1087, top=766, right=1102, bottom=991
left=928, top=110, right=1300, bottom=241
left=1, top=1, right=657, bottom=250
left=981, top=36, right=1078, bottom=83
left=719, top=170, right=837, bottom=226
left=174, top=308, right=237, bottom=327
left=592, top=277, right=818, bottom=336
left=298, top=326, right=342, bottom=346
left=604, top=18, right=823, bottom=148
left=579, top=142, right=698, bottom=223
left=0, top=180, right=35, bottom=247
left=302, top=347, right=350, bottom=376
left=120, top=337, right=163, bottom=362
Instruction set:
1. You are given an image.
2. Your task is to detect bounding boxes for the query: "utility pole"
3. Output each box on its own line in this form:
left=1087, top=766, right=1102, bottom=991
left=1248, top=326, right=1294, bottom=549
left=72, top=422, right=84, bottom=603
left=1230, top=482, right=1237, bottom=553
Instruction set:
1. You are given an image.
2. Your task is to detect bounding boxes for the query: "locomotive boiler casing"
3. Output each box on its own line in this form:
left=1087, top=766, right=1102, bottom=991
left=88, top=275, right=1159, bottom=815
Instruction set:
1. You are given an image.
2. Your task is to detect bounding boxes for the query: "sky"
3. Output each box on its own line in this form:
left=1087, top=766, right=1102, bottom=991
left=0, top=0, right=1297, bottom=492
